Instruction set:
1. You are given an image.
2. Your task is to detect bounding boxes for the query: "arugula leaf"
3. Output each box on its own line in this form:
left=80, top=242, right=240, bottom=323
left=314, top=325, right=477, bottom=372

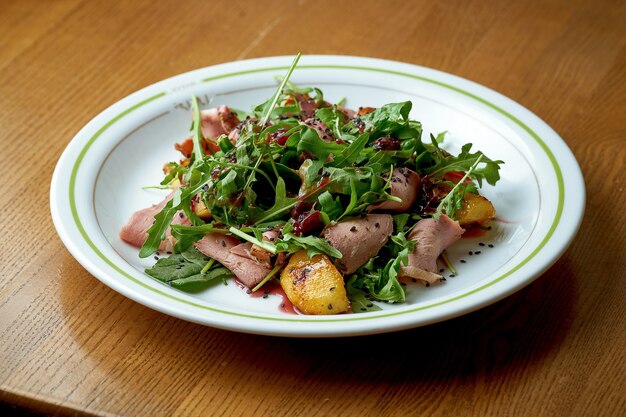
left=346, top=276, right=382, bottom=313
left=283, top=80, right=313, bottom=95
left=338, top=177, right=358, bottom=219
left=435, top=155, right=483, bottom=219
left=218, top=134, right=235, bottom=152
left=329, top=133, right=369, bottom=167
left=139, top=192, right=180, bottom=258
left=170, top=223, right=228, bottom=253
left=298, top=158, right=326, bottom=190
left=296, top=127, right=345, bottom=162
left=389, top=230, right=415, bottom=257
left=258, top=53, right=302, bottom=126
left=431, top=131, right=447, bottom=145
left=325, top=167, right=371, bottom=195
left=274, top=233, right=342, bottom=259
left=318, top=191, right=343, bottom=221
left=190, top=95, right=205, bottom=161
left=160, top=162, right=185, bottom=187
left=363, top=148, right=415, bottom=167
left=360, top=101, right=412, bottom=126
left=426, top=142, right=503, bottom=186
left=359, top=101, right=416, bottom=138
left=392, top=213, right=410, bottom=233
left=366, top=250, right=408, bottom=303
left=314, top=106, right=346, bottom=138
left=260, top=162, right=301, bottom=190
left=217, top=169, right=239, bottom=200
left=251, top=177, right=298, bottom=224
left=140, top=169, right=215, bottom=257
left=346, top=244, right=408, bottom=304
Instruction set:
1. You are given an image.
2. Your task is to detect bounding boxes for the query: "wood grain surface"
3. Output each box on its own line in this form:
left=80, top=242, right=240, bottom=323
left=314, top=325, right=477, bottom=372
left=1, top=0, right=625, bottom=416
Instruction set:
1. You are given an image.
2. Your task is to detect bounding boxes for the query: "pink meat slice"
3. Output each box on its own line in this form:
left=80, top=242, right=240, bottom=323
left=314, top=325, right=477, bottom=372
left=230, top=242, right=253, bottom=258
left=119, top=193, right=190, bottom=253
left=195, top=233, right=272, bottom=288
left=337, top=106, right=356, bottom=119
left=302, top=118, right=335, bottom=142
left=323, top=214, right=393, bottom=274
left=369, top=167, right=421, bottom=212
left=228, top=117, right=257, bottom=144
left=295, top=93, right=318, bottom=119
left=200, top=105, right=240, bottom=139
left=399, top=214, right=464, bottom=284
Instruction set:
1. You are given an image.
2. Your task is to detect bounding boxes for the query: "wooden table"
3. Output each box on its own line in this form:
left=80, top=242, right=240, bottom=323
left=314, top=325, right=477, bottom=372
left=1, top=0, right=625, bottom=415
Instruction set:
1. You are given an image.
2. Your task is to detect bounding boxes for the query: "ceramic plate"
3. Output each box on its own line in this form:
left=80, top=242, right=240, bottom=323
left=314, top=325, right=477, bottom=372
left=50, top=55, right=584, bottom=337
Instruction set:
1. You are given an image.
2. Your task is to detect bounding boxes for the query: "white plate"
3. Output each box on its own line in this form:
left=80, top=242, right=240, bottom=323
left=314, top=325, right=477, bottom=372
left=50, top=55, right=584, bottom=337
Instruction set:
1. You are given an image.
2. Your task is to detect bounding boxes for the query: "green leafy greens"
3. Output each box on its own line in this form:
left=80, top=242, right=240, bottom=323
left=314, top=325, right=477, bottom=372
left=145, top=247, right=232, bottom=290
left=134, top=54, right=504, bottom=313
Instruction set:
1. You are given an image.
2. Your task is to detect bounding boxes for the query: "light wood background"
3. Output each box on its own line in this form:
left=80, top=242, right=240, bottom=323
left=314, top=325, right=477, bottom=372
left=1, top=0, right=625, bottom=416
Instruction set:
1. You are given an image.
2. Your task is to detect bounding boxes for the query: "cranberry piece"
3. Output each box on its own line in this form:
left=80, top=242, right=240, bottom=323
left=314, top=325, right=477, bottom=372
left=292, top=210, right=322, bottom=236
left=268, top=128, right=289, bottom=146
left=416, top=176, right=439, bottom=213
left=290, top=201, right=314, bottom=219
left=373, top=136, right=401, bottom=151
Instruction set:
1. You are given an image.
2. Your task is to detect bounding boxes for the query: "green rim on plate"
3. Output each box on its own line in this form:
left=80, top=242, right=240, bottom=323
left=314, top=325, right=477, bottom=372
left=69, top=64, right=564, bottom=322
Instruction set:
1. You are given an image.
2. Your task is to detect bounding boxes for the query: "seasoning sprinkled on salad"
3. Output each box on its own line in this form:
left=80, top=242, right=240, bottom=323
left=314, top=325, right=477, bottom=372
left=119, top=53, right=504, bottom=315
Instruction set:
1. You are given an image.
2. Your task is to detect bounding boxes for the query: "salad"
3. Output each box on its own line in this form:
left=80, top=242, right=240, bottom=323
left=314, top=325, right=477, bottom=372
left=119, top=54, right=503, bottom=315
